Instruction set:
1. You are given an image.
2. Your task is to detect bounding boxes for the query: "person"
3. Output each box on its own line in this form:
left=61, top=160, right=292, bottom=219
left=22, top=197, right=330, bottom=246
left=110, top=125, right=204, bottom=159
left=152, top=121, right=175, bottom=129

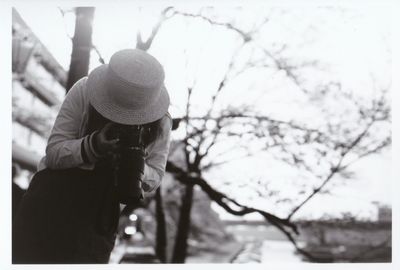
left=12, top=49, right=172, bottom=264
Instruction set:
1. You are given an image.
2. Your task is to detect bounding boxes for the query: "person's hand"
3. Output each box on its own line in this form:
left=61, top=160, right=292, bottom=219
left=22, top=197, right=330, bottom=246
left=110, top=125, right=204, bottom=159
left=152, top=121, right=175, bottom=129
left=93, top=123, right=120, bottom=156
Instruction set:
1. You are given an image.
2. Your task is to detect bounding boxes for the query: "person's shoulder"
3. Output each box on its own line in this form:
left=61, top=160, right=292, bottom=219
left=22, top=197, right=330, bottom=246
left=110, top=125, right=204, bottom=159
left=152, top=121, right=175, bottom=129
left=64, top=77, right=89, bottom=102
left=66, top=77, right=88, bottom=96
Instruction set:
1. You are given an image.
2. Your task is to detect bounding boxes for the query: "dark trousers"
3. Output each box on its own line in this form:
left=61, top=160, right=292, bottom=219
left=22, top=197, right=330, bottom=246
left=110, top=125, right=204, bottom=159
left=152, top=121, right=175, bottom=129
left=12, top=167, right=120, bottom=264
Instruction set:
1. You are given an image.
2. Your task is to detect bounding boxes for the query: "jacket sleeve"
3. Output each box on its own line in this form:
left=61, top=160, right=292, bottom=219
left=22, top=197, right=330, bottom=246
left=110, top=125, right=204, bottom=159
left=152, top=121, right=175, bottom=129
left=142, top=113, right=172, bottom=195
left=44, top=78, right=89, bottom=169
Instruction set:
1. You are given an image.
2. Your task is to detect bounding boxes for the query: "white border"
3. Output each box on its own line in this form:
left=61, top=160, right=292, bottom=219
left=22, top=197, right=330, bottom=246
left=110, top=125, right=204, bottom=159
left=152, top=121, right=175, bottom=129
left=1, top=1, right=399, bottom=270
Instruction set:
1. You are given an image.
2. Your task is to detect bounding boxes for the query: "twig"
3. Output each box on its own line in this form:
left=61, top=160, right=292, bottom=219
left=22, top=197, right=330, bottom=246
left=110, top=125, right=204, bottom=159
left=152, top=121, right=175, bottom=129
left=171, top=10, right=251, bottom=41
left=287, top=120, right=376, bottom=220
left=92, top=44, right=105, bottom=64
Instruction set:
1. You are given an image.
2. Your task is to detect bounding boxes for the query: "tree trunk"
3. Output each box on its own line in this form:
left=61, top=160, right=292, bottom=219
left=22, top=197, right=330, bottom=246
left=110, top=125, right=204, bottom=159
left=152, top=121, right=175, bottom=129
left=66, top=7, right=95, bottom=92
left=171, top=183, right=194, bottom=263
left=155, top=188, right=167, bottom=263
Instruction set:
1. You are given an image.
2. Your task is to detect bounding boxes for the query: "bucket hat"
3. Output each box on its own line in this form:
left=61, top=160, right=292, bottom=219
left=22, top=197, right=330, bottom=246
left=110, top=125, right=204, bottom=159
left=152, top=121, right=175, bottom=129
left=87, top=49, right=170, bottom=125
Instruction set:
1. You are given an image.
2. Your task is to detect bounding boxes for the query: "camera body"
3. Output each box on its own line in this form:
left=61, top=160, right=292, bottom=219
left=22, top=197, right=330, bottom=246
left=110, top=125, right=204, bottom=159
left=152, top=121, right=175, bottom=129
left=108, top=125, right=146, bottom=205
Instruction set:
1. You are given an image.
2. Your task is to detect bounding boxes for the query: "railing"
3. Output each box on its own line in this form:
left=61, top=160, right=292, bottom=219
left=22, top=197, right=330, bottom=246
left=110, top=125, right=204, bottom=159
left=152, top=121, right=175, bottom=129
left=12, top=143, right=41, bottom=172
left=19, top=72, right=61, bottom=107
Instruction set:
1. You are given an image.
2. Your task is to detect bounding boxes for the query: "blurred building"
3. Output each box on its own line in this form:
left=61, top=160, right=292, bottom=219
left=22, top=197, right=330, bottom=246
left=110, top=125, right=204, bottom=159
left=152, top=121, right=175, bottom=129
left=377, top=205, right=391, bottom=223
left=12, top=8, right=66, bottom=186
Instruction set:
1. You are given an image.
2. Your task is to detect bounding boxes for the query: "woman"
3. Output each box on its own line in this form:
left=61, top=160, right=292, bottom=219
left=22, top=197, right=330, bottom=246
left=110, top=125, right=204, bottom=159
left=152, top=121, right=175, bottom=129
left=12, top=49, right=172, bottom=264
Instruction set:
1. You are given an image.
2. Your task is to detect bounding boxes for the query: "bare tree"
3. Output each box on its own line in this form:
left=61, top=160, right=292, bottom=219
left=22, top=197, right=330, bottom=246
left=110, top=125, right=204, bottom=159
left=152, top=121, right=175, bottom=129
left=157, top=7, right=391, bottom=262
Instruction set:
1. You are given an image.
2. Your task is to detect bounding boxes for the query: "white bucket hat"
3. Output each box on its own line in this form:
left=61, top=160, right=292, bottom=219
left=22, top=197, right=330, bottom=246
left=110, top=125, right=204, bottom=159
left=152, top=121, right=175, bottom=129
left=87, top=49, right=170, bottom=125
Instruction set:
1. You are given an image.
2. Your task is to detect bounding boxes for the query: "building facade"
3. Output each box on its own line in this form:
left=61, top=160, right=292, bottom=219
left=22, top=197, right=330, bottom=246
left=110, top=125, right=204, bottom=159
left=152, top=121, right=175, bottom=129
left=12, top=8, right=67, bottom=188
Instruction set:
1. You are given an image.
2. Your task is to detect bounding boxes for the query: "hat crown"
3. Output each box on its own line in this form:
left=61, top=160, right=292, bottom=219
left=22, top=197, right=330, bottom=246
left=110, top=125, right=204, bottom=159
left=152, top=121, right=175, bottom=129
left=109, top=49, right=164, bottom=90
left=106, top=49, right=165, bottom=109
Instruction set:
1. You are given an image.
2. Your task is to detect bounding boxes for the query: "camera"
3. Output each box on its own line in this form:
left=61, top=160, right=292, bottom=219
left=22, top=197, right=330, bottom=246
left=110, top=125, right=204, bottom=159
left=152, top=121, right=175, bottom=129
left=108, top=125, right=146, bottom=205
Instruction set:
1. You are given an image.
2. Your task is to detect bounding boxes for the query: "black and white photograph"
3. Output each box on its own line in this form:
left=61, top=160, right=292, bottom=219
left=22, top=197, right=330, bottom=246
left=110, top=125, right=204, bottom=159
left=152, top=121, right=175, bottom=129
left=1, top=0, right=398, bottom=268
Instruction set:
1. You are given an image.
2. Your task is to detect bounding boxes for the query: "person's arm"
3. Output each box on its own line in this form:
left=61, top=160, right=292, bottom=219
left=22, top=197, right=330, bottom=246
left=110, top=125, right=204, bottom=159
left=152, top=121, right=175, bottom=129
left=142, top=114, right=172, bottom=195
left=45, top=78, right=99, bottom=169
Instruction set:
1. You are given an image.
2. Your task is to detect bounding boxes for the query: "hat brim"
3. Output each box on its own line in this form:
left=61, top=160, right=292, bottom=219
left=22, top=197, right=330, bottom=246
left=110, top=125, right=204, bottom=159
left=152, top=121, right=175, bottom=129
left=87, top=65, right=170, bottom=125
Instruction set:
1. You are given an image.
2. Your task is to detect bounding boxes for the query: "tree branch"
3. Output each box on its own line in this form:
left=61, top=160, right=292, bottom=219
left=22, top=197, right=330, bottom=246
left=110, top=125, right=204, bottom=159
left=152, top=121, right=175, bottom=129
left=136, top=7, right=173, bottom=51
left=287, top=120, right=376, bottom=220
left=171, top=10, right=251, bottom=41
left=92, top=44, right=105, bottom=64
left=166, top=161, right=297, bottom=233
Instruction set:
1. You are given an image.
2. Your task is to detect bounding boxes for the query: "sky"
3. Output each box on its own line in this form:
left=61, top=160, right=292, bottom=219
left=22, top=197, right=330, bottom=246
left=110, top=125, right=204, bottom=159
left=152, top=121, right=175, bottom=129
left=13, top=3, right=393, bottom=220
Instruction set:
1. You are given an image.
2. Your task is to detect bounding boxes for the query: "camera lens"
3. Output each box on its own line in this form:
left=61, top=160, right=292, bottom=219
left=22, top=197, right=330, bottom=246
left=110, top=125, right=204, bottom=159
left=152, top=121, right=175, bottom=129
left=113, top=125, right=146, bottom=204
